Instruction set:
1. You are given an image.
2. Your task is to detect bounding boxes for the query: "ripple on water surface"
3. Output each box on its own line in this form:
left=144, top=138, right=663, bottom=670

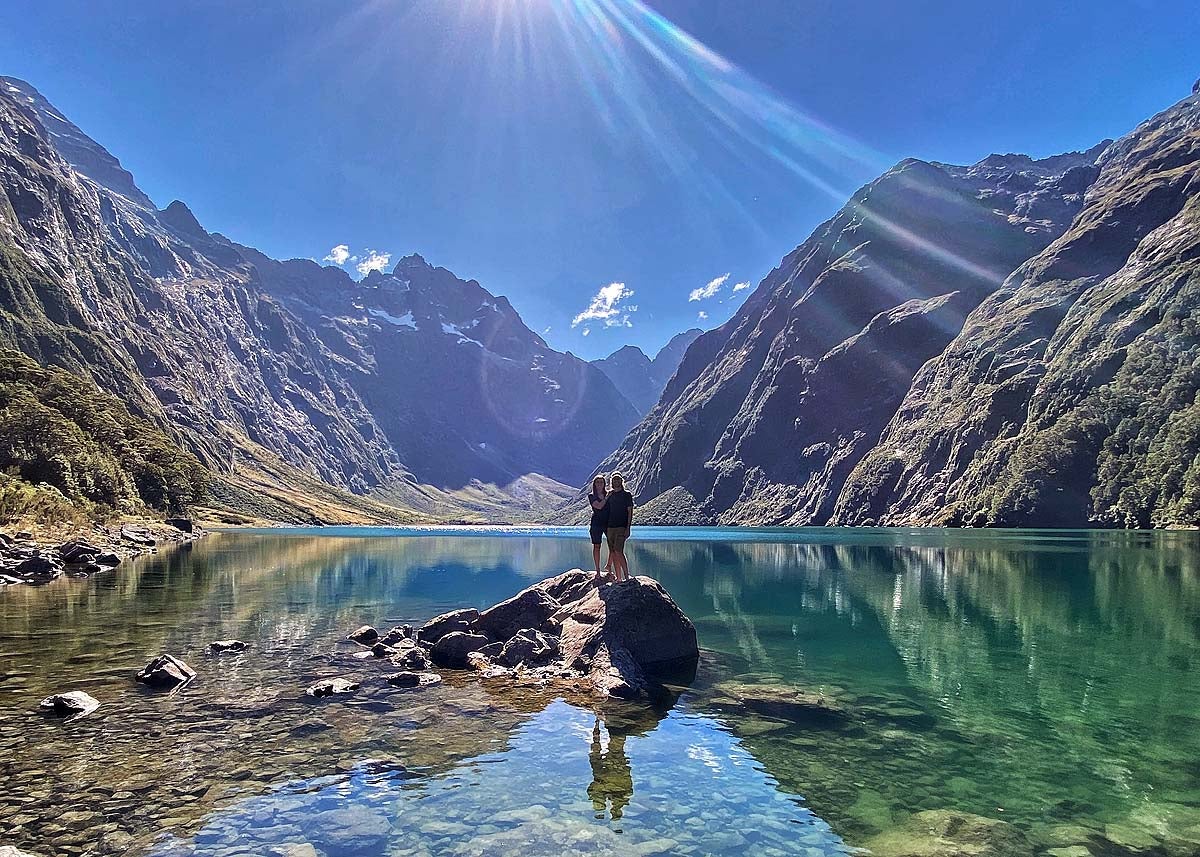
left=1, top=527, right=1199, bottom=856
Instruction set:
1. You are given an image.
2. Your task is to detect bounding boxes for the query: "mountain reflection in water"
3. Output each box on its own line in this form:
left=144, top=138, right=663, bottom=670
left=1, top=527, right=1198, bottom=856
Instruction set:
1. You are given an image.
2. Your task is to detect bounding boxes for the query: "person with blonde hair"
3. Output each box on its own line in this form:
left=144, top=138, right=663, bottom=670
left=587, top=474, right=612, bottom=583
left=604, top=472, right=635, bottom=582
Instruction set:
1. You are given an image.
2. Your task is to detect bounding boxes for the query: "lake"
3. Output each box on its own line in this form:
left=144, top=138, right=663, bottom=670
left=1, top=526, right=1199, bottom=856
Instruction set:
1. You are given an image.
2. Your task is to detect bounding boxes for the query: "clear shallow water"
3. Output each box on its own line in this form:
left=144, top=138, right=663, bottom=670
left=1, top=527, right=1199, bottom=856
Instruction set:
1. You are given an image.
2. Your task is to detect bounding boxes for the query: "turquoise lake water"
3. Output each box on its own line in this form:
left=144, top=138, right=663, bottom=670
left=1, top=526, right=1198, bottom=856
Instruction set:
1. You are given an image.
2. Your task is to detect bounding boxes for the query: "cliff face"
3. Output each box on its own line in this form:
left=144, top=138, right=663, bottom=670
left=595, top=138, right=1107, bottom=525
left=239, top=247, right=639, bottom=490
left=0, top=76, right=635, bottom=519
left=835, top=89, right=1200, bottom=528
left=0, top=78, right=403, bottom=498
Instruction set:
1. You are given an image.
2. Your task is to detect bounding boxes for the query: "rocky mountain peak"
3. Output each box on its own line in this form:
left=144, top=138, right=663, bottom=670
left=158, top=200, right=208, bottom=240
left=0, top=76, right=155, bottom=210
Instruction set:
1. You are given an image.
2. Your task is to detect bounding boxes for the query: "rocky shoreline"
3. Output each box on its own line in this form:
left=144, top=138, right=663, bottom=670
left=0, top=518, right=203, bottom=586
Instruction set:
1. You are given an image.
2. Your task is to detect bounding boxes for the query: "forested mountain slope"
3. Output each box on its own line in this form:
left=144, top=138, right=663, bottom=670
left=593, top=82, right=1200, bottom=529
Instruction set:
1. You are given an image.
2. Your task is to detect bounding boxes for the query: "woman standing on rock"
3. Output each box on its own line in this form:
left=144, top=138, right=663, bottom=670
left=588, top=474, right=612, bottom=583
left=605, top=473, right=635, bottom=582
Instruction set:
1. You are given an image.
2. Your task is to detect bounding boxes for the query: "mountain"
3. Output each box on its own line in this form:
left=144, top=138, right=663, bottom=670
left=596, top=82, right=1200, bottom=529
left=591, top=328, right=703, bottom=415
left=0, top=76, right=635, bottom=521
left=834, top=87, right=1200, bottom=528
left=230, top=242, right=639, bottom=490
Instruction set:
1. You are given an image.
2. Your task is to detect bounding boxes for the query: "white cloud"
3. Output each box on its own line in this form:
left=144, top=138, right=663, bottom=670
left=356, top=249, right=391, bottom=276
left=323, top=244, right=351, bottom=266
left=582, top=328, right=591, bottom=336
left=543, top=326, right=552, bottom=334
left=689, top=273, right=729, bottom=302
left=698, top=310, right=709, bottom=320
left=572, top=282, right=638, bottom=328
left=732, top=280, right=750, bottom=292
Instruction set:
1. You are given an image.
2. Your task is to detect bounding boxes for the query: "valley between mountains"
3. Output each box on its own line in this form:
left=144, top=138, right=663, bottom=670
left=1, top=75, right=1198, bottom=529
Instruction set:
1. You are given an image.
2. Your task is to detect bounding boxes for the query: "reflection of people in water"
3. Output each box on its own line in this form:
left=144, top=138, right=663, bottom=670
left=588, top=716, right=633, bottom=820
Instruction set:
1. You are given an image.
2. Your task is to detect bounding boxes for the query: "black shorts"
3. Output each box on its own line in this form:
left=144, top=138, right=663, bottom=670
left=589, top=523, right=605, bottom=545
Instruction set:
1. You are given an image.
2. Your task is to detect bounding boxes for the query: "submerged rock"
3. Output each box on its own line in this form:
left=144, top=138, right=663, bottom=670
left=307, top=678, right=360, bottom=698
left=386, top=671, right=442, bottom=689
left=135, top=654, right=196, bottom=690
left=38, top=690, right=101, bottom=719
left=864, top=809, right=1032, bottom=857
left=209, top=639, right=247, bottom=653
left=711, top=681, right=848, bottom=727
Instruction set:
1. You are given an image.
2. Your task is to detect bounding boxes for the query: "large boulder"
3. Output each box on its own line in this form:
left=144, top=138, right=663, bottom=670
left=475, top=588, right=561, bottom=641
left=557, top=575, right=698, bottom=669
left=135, top=654, right=196, bottom=690
left=417, top=608, right=480, bottom=645
left=431, top=631, right=492, bottom=668
left=482, top=570, right=697, bottom=699
left=864, top=810, right=1033, bottom=857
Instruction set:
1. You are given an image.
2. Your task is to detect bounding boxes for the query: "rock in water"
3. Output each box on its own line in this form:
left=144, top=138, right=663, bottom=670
left=388, top=645, right=429, bottom=671
left=347, top=625, right=379, bottom=645
left=496, top=628, right=559, bottom=667
left=307, top=678, right=360, bottom=698
left=454, top=569, right=698, bottom=699
left=416, top=608, right=480, bottom=645
left=38, top=691, right=101, bottom=719
left=430, top=631, right=492, bottom=668
left=475, top=588, right=561, bottom=640
left=135, top=654, right=196, bottom=690
left=386, top=671, right=442, bottom=689
left=710, top=681, right=848, bottom=727
left=864, top=810, right=1032, bottom=857
left=209, top=640, right=247, bottom=653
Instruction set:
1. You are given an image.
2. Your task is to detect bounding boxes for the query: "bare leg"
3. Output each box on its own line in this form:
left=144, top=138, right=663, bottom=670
left=592, top=544, right=602, bottom=574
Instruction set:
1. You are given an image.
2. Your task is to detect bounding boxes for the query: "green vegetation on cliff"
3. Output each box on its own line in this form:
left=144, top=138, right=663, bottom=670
left=0, top=349, right=206, bottom=521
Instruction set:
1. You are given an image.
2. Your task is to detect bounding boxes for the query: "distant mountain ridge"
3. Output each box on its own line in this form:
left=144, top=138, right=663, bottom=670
left=591, top=328, right=702, bottom=415
left=0, top=75, right=637, bottom=521
left=591, top=81, right=1200, bottom=529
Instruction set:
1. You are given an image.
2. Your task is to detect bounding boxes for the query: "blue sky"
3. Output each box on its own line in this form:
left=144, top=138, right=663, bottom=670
left=2, top=0, right=1196, bottom=359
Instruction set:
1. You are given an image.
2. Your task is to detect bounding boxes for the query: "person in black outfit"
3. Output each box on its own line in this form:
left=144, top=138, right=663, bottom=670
left=605, top=472, right=634, bottom=582
left=588, top=474, right=612, bottom=583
